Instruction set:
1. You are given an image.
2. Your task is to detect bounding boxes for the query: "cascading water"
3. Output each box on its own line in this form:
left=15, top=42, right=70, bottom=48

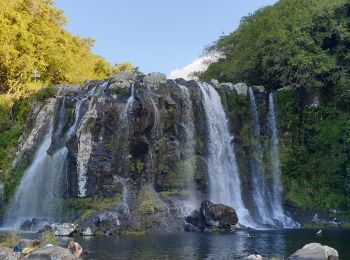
left=178, top=85, right=196, bottom=158
left=268, top=92, right=299, bottom=228
left=198, top=82, right=255, bottom=227
left=3, top=119, right=68, bottom=230
left=248, top=88, right=274, bottom=226
left=177, top=85, right=197, bottom=215
left=65, top=97, right=87, bottom=141
left=121, top=84, right=135, bottom=120
left=113, top=176, right=131, bottom=216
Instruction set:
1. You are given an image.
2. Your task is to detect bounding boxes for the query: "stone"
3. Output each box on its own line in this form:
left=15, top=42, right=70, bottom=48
left=288, top=243, right=339, bottom=260
left=233, top=83, right=248, bottom=96
left=210, top=79, right=220, bottom=88
left=277, top=85, right=294, bottom=92
left=252, top=85, right=265, bottom=93
left=81, top=227, right=95, bottom=236
left=53, top=223, right=77, bottom=236
left=220, top=82, right=234, bottom=92
left=0, top=247, right=18, bottom=260
left=23, top=246, right=78, bottom=260
left=108, top=71, right=137, bottom=96
left=143, top=72, right=167, bottom=89
left=247, top=253, right=263, bottom=260
left=185, top=200, right=239, bottom=233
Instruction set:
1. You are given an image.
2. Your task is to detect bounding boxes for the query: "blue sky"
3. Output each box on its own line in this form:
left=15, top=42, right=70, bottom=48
left=55, top=0, right=278, bottom=75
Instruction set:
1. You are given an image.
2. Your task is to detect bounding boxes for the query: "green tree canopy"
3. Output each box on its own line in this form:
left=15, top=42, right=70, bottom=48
left=0, top=0, right=133, bottom=94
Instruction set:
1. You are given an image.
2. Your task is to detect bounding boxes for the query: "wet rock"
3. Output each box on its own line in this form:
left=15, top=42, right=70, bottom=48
left=52, top=223, right=77, bottom=236
left=81, top=227, right=95, bottom=236
left=288, top=243, right=339, bottom=260
left=252, top=85, right=265, bottom=93
left=185, top=200, right=238, bottom=233
left=23, top=246, right=78, bottom=259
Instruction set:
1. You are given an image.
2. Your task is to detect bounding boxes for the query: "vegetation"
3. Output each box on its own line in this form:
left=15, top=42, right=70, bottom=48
left=0, top=0, right=133, bottom=94
left=136, top=186, right=159, bottom=215
left=41, top=230, right=57, bottom=245
left=0, top=231, right=19, bottom=248
left=202, top=0, right=350, bottom=212
left=61, top=195, right=121, bottom=221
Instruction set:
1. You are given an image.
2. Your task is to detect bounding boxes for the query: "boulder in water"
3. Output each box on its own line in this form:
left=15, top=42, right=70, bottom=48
left=81, top=227, right=95, bottom=236
left=288, top=243, right=339, bottom=260
left=23, top=246, right=78, bottom=259
left=185, top=200, right=238, bottom=233
left=52, top=223, right=77, bottom=236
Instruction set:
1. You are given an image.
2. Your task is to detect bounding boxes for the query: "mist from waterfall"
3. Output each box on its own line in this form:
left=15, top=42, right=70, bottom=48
left=248, top=88, right=274, bottom=226
left=198, top=82, right=256, bottom=228
left=268, top=92, right=299, bottom=228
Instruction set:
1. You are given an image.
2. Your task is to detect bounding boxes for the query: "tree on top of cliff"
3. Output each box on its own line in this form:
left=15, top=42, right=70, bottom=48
left=200, top=0, right=349, bottom=96
left=0, top=0, right=133, bottom=94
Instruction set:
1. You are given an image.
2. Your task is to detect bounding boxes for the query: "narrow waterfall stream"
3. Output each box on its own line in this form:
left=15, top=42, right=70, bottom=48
left=268, top=92, right=299, bottom=228
left=198, top=82, right=256, bottom=228
left=121, top=84, right=135, bottom=120
left=248, top=88, right=274, bottom=226
left=177, top=85, right=197, bottom=215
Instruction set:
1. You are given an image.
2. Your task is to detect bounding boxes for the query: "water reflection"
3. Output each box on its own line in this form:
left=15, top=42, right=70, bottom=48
left=14, top=229, right=350, bottom=260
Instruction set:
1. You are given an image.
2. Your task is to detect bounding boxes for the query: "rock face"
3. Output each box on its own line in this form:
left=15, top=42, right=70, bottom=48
left=23, top=246, right=78, bottom=260
left=289, top=243, right=339, bottom=260
left=185, top=200, right=238, bottom=232
left=6, top=71, right=299, bottom=233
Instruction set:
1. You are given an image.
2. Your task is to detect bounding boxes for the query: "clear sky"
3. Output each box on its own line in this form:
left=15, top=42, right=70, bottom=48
left=54, top=0, right=278, bottom=75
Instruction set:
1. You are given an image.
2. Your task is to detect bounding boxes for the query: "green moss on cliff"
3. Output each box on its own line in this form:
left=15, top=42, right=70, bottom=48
left=0, top=95, right=30, bottom=203
left=136, top=186, right=158, bottom=215
left=61, top=195, right=122, bottom=221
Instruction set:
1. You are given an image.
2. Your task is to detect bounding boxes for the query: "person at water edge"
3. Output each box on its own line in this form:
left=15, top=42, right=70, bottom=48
left=247, top=251, right=263, bottom=260
left=68, top=240, right=83, bottom=257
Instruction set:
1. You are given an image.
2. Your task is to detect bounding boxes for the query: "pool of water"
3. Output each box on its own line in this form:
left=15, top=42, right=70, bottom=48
left=65, top=229, right=349, bottom=259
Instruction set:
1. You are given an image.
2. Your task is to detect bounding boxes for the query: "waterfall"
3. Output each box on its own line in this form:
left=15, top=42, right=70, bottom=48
left=198, top=82, right=255, bottom=228
left=65, top=97, right=87, bottom=141
left=113, top=176, right=130, bottom=216
left=178, top=85, right=196, bottom=158
left=268, top=92, right=299, bottom=228
left=177, top=85, right=197, bottom=215
left=121, top=84, right=135, bottom=120
left=248, top=88, right=273, bottom=226
left=3, top=119, right=68, bottom=230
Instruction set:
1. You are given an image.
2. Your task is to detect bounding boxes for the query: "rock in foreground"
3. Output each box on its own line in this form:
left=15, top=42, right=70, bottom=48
left=0, top=247, right=17, bottom=260
left=289, top=243, right=339, bottom=260
left=23, top=246, right=78, bottom=260
left=185, top=200, right=238, bottom=232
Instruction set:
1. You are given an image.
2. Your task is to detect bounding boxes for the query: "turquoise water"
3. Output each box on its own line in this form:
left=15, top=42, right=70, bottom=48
left=69, top=229, right=350, bottom=259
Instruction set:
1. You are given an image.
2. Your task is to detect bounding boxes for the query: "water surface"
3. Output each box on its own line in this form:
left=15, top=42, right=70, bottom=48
left=70, top=229, right=350, bottom=259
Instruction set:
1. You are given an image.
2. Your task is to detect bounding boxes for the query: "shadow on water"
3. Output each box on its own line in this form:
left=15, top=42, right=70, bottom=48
left=51, top=229, right=350, bottom=260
